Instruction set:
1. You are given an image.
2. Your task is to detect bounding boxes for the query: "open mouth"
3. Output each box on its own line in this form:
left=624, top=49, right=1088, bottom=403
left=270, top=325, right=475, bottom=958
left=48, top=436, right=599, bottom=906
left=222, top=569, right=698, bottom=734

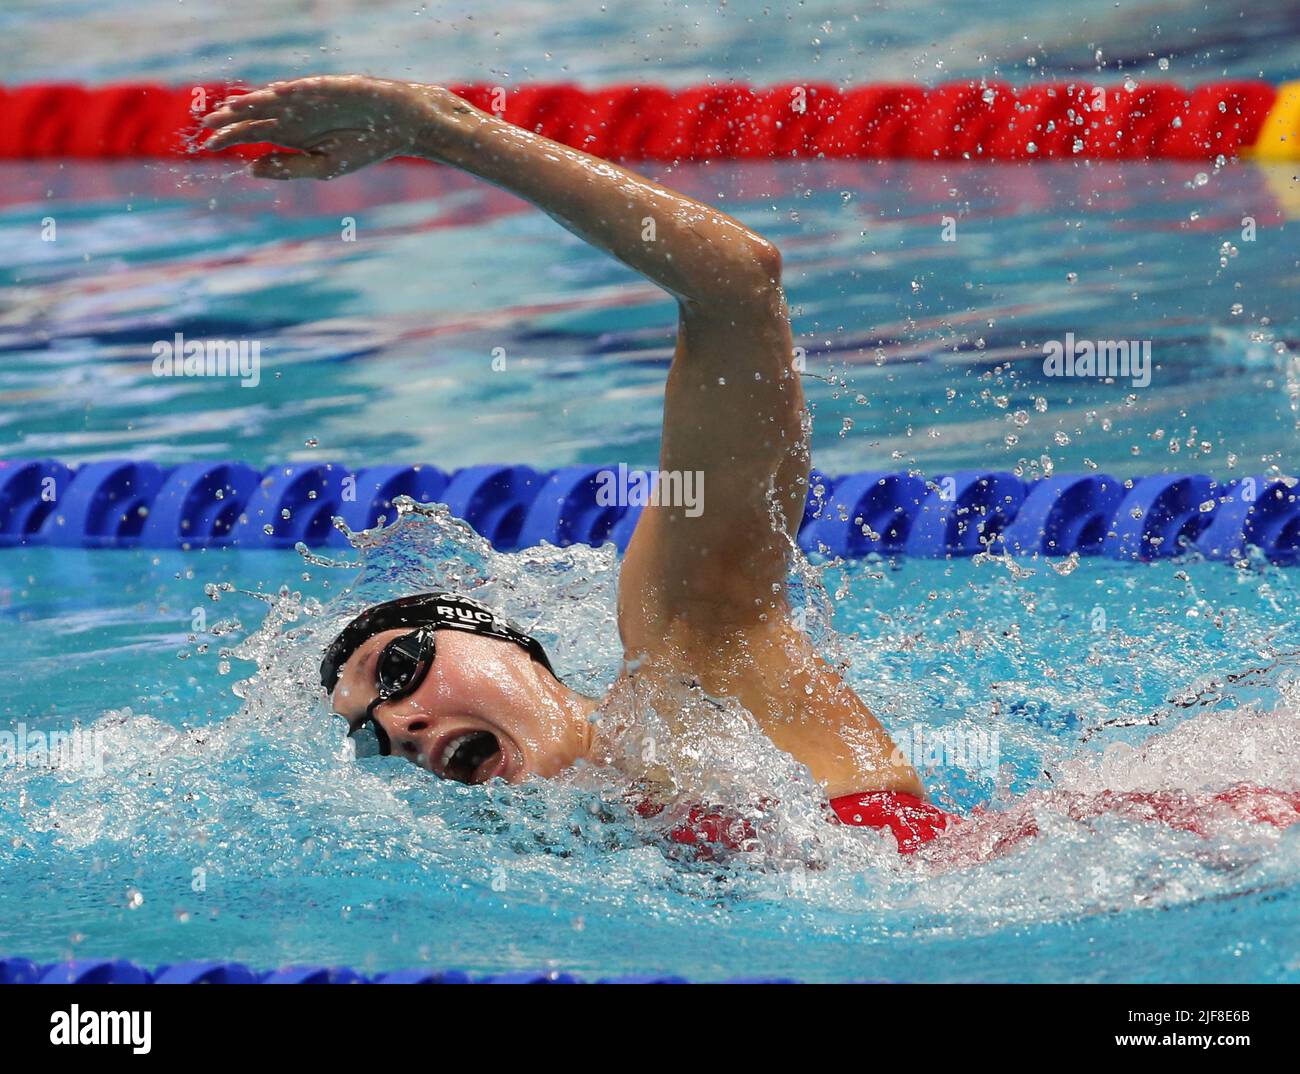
left=435, top=730, right=504, bottom=784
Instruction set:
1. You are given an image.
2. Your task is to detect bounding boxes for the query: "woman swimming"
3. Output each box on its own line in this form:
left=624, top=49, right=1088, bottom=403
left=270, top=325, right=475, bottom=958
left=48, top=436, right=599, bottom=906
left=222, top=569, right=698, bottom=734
left=202, top=76, right=1299, bottom=857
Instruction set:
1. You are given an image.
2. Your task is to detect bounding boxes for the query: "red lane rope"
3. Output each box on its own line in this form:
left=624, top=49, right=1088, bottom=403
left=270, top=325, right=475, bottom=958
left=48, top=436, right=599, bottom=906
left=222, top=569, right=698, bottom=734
left=0, top=80, right=1280, bottom=161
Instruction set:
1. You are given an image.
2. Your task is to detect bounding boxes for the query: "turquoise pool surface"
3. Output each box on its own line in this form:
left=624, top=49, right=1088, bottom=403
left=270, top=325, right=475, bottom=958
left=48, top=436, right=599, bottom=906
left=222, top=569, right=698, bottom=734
left=2, top=0, right=1300, bottom=982
left=2, top=524, right=1300, bottom=982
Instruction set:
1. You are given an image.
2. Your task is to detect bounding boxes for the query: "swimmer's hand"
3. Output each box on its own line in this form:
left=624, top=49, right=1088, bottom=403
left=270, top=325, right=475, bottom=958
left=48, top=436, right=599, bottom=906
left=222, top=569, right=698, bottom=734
left=201, top=75, right=446, bottom=180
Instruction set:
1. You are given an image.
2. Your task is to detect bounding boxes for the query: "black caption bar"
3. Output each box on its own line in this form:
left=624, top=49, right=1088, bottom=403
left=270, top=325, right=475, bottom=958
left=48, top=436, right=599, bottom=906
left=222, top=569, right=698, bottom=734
left=0, top=982, right=1292, bottom=1061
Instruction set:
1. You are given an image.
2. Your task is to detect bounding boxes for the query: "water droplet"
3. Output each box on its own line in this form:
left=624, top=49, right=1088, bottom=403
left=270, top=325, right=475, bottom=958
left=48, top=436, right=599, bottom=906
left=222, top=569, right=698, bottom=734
left=1051, top=552, right=1081, bottom=576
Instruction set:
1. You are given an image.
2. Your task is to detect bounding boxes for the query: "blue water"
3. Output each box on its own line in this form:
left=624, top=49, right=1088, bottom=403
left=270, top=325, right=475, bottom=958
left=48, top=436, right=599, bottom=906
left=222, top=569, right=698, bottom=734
left=3, top=1, right=1300, bottom=982
left=3, top=159, right=1297, bottom=473
left=3, top=519, right=1300, bottom=982
left=5, top=0, right=1300, bottom=86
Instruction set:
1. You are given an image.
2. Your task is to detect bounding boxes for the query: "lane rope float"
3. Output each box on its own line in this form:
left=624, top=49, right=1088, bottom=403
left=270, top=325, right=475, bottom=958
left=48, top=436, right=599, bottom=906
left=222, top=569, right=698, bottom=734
left=0, top=79, right=1294, bottom=162
left=1, top=459, right=1297, bottom=562
left=0, top=956, right=795, bottom=984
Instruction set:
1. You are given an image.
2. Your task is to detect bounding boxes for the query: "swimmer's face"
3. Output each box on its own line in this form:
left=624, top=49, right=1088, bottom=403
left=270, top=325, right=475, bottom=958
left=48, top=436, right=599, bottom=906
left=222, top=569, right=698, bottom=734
left=329, top=627, right=594, bottom=784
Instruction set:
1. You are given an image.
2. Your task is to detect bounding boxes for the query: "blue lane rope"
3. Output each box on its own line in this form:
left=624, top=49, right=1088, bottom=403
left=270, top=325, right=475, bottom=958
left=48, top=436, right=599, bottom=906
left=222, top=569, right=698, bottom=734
left=0, top=956, right=790, bottom=984
left=1, top=458, right=1297, bottom=562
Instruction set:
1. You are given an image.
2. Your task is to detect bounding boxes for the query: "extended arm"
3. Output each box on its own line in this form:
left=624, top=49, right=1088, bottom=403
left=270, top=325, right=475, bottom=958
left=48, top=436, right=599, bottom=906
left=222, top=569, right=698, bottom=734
left=204, top=77, right=777, bottom=306
left=203, top=77, right=809, bottom=641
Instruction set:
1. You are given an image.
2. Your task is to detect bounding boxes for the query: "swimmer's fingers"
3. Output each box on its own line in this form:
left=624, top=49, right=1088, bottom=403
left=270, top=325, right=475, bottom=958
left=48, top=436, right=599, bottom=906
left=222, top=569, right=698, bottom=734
left=249, top=135, right=388, bottom=181
left=202, top=89, right=287, bottom=129
left=202, top=119, right=282, bottom=152
left=204, top=78, right=364, bottom=129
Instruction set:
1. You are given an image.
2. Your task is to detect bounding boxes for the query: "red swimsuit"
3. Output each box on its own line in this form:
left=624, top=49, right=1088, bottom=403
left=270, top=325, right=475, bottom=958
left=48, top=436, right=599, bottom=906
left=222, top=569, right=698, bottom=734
left=650, top=785, right=1300, bottom=858
left=827, top=790, right=956, bottom=852
left=642, top=790, right=956, bottom=855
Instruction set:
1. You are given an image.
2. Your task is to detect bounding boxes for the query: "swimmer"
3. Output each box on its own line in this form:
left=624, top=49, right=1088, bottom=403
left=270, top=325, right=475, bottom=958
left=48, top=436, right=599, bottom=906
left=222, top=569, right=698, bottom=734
left=202, top=77, right=1300, bottom=856
left=202, top=74, right=923, bottom=807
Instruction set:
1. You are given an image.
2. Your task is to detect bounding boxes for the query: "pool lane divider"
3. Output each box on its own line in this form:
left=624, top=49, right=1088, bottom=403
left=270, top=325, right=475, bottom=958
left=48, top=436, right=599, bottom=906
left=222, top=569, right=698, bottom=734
left=0, top=956, right=784, bottom=984
left=1, top=459, right=1297, bottom=563
left=0, top=79, right=1296, bottom=162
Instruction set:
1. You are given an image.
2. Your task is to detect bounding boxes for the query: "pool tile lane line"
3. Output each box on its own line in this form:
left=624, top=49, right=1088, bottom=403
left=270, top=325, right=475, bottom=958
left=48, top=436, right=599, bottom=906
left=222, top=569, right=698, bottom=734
left=1, top=460, right=1297, bottom=562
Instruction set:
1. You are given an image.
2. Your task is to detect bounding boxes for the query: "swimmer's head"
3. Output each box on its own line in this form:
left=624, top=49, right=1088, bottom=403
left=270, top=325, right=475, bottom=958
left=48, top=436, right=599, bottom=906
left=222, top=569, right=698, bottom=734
left=321, top=592, right=595, bottom=784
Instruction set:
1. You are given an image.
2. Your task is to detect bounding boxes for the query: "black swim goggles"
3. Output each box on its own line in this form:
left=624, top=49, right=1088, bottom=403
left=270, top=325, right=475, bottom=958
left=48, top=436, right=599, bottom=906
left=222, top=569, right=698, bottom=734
left=320, top=591, right=557, bottom=759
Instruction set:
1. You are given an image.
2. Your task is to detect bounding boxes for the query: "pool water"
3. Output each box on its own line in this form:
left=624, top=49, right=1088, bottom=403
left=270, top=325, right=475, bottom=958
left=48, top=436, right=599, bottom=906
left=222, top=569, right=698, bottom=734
left=3, top=158, right=1297, bottom=474
left=4, top=0, right=1300, bottom=983
left=2, top=505, right=1300, bottom=982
